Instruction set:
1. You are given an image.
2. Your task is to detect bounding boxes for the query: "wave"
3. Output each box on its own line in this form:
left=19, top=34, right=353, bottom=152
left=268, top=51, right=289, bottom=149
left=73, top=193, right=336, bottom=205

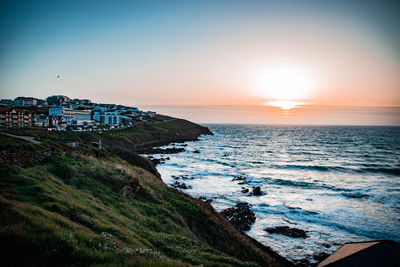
left=357, top=167, right=400, bottom=176
left=269, top=164, right=400, bottom=176
left=270, top=164, right=349, bottom=172
left=263, top=177, right=320, bottom=189
left=285, top=206, right=319, bottom=215
left=341, top=192, right=369, bottom=199
left=262, top=177, right=370, bottom=198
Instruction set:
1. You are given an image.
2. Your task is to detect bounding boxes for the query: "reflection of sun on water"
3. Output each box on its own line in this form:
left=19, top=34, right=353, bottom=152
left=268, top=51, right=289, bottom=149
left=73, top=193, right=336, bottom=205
left=253, top=62, right=318, bottom=112
left=266, top=100, right=304, bottom=110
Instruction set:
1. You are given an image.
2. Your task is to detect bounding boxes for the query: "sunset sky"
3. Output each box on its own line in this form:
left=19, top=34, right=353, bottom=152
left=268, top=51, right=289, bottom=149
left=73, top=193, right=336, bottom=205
left=1, top=0, right=399, bottom=125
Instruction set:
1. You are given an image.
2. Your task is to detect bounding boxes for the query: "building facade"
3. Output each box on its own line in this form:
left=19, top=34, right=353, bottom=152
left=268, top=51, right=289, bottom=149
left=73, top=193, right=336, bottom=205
left=49, top=106, right=92, bottom=126
left=13, top=97, right=38, bottom=107
left=46, top=95, right=70, bottom=106
left=93, top=110, right=122, bottom=126
left=0, top=107, right=32, bottom=128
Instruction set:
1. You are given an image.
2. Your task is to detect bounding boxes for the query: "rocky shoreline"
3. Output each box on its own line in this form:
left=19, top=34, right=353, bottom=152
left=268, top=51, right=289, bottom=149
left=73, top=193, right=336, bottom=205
left=133, top=123, right=213, bottom=154
left=147, top=136, right=325, bottom=266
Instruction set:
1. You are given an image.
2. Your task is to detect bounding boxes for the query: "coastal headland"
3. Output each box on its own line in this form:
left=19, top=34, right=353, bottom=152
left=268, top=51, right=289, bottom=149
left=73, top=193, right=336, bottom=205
left=0, top=117, right=292, bottom=266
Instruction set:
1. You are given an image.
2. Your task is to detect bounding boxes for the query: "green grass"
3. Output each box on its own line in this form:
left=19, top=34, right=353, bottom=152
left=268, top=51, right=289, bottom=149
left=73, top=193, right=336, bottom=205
left=0, top=133, right=39, bottom=151
left=0, top=152, right=257, bottom=266
left=4, top=119, right=206, bottom=150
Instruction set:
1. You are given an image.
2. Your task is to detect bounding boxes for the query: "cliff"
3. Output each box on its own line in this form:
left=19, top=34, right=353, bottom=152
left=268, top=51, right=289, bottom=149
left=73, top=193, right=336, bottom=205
left=0, top=119, right=292, bottom=266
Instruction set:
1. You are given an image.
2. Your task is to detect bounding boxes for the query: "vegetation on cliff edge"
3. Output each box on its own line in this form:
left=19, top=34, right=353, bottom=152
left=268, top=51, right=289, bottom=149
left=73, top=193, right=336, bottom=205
left=0, top=120, right=290, bottom=266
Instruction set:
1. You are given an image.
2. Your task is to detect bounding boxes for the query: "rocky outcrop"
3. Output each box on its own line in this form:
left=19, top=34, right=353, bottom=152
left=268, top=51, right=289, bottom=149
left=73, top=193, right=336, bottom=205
left=147, top=156, right=170, bottom=166
left=172, top=175, right=194, bottom=180
left=133, top=120, right=213, bottom=154
left=313, top=251, right=329, bottom=262
left=170, top=181, right=192, bottom=190
left=221, top=203, right=256, bottom=231
left=264, top=226, right=308, bottom=238
left=232, top=176, right=250, bottom=185
left=120, top=178, right=143, bottom=198
left=250, top=186, right=263, bottom=196
left=198, top=196, right=213, bottom=204
left=232, top=176, right=246, bottom=181
left=145, top=147, right=185, bottom=154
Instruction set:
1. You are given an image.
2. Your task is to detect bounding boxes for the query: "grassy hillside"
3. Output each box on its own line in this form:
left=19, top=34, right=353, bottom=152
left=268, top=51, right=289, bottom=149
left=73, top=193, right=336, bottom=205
left=0, top=121, right=291, bottom=266
left=1, top=152, right=248, bottom=266
left=3, top=119, right=212, bottom=151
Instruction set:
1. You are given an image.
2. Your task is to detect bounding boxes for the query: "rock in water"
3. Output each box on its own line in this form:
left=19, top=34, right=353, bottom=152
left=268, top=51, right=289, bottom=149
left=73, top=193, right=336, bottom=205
left=221, top=203, right=256, bottom=231
left=198, top=196, right=213, bottom=204
left=264, top=226, right=308, bottom=238
left=313, top=251, right=330, bottom=262
left=146, top=147, right=185, bottom=154
left=250, top=186, right=263, bottom=196
left=232, top=176, right=246, bottom=181
left=170, top=181, right=192, bottom=190
left=171, top=175, right=194, bottom=180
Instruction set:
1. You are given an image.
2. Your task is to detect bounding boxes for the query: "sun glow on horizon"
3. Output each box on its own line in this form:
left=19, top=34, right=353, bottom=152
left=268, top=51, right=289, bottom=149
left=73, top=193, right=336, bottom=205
left=254, top=63, right=318, bottom=109
left=266, top=100, right=305, bottom=110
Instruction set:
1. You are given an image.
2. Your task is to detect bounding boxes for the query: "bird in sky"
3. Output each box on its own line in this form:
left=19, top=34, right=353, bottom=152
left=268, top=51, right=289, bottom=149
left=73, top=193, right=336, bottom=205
left=57, top=75, right=60, bottom=78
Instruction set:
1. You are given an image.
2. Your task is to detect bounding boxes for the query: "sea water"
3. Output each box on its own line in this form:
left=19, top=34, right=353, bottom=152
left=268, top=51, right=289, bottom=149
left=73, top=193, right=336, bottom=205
left=152, top=125, right=400, bottom=262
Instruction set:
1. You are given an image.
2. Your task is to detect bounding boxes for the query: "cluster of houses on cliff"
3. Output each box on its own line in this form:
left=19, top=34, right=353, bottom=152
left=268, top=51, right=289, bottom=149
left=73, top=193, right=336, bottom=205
left=0, top=95, right=156, bottom=130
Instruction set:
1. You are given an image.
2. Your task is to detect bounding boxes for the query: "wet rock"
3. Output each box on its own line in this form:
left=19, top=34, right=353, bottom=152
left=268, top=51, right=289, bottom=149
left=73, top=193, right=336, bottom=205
left=238, top=180, right=249, bottom=185
left=149, top=157, right=166, bottom=165
left=146, top=147, right=185, bottom=154
left=264, top=226, right=308, bottom=238
left=322, top=243, right=331, bottom=248
left=313, top=251, right=330, bottom=262
left=171, top=175, right=194, bottom=180
left=241, top=188, right=249, bottom=193
left=232, top=176, right=246, bottom=181
left=170, top=181, right=192, bottom=190
left=286, top=206, right=302, bottom=210
left=292, top=258, right=311, bottom=267
left=250, top=186, right=263, bottom=196
left=193, top=150, right=200, bottom=154
left=221, top=203, right=256, bottom=231
left=283, top=218, right=295, bottom=225
left=198, top=196, right=213, bottom=204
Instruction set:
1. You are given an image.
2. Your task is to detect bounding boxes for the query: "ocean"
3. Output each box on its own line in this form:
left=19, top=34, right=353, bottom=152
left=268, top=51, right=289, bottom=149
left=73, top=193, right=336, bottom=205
left=152, top=125, right=400, bottom=262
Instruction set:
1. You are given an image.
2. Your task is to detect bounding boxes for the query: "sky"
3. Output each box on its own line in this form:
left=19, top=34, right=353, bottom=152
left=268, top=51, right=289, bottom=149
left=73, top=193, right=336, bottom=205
left=0, top=0, right=399, bottom=125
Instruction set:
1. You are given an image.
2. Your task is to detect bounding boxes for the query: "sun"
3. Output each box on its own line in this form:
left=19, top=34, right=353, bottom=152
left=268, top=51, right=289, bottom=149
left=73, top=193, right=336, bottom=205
left=253, top=63, right=317, bottom=109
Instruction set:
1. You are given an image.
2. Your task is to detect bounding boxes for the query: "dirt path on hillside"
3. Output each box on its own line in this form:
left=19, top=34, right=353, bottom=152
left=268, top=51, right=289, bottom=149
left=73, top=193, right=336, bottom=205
left=0, top=132, right=41, bottom=144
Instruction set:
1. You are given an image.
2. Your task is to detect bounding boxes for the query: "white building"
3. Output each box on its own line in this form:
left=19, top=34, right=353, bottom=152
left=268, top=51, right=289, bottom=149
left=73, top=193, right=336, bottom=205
left=71, top=109, right=92, bottom=125
left=93, top=110, right=122, bottom=126
left=49, top=106, right=92, bottom=126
